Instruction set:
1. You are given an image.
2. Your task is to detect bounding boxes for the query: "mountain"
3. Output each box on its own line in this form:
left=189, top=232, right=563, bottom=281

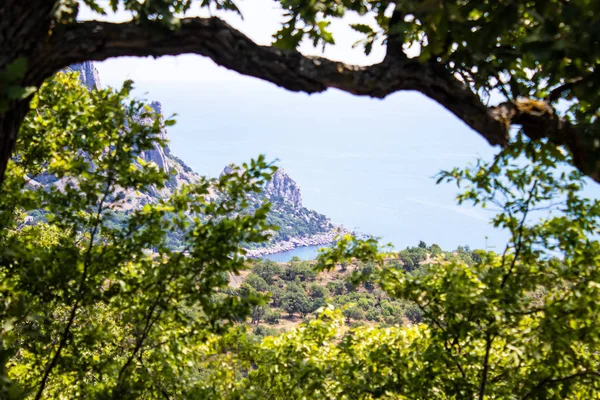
left=38, top=62, right=345, bottom=256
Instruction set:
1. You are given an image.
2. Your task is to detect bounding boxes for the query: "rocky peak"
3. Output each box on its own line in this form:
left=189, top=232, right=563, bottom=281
left=68, top=62, right=101, bottom=90
left=139, top=103, right=170, bottom=172
left=264, top=169, right=303, bottom=208
left=220, top=165, right=233, bottom=177
left=68, top=61, right=170, bottom=172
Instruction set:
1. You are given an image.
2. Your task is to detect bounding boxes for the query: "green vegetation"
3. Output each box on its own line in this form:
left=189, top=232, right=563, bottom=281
left=1, top=1, right=600, bottom=397
left=245, top=203, right=334, bottom=249
left=178, top=136, right=600, bottom=399
left=239, top=243, right=481, bottom=330
left=264, top=206, right=332, bottom=243
left=0, top=73, right=276, bottom=398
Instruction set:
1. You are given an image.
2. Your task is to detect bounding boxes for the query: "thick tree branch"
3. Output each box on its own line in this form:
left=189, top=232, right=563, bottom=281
left=29, top=17, right=600, bottom=184
left=45, top=18, right=508, bottom=145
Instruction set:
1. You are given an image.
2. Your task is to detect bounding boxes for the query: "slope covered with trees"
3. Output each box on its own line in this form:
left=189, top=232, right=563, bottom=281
left=237, top=242, right=482, bottom=333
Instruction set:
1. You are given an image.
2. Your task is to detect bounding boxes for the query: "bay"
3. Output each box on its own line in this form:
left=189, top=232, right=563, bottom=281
left=260, top=245, right=326, bottom=262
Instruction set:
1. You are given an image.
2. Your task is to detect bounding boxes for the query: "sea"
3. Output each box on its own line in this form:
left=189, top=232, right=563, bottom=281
left=108, top=75, right=600, bottom=256
left=261, top=245, right=325, bottom=262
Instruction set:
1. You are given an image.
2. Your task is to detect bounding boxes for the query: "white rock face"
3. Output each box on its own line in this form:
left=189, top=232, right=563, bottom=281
left=68, top=62, right=101, bottom=90
left=264, top=169, right=303, bottom=208
left=68, top=62, right=169, bottom=172
left=139, top=101, right=170, bottom=172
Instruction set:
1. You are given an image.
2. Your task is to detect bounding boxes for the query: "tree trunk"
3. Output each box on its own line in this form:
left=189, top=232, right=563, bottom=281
left=0, top=0, right=58, bottom=183
left=0, top=101, right=31, bottom=182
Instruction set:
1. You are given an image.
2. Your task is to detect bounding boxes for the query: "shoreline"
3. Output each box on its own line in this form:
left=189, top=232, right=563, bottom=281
left=245, top=228, right=349, bottom=259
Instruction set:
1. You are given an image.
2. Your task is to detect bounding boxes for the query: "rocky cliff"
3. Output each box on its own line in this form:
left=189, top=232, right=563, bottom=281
left=44, top=62, right=343, bottom=254
left=68, top=63, right=169, bottom=172
left=265, top=169, right=302, bottom=208
left=138, top=101, right=170, bottom=172
left=68, top=62, right=101, bottom=91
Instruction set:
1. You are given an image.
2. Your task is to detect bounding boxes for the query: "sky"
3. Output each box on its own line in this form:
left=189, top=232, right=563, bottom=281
left=76, top=1, right=600, bottom=251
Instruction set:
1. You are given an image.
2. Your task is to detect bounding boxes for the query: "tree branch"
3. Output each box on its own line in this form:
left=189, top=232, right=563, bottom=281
left=522, top=371, right=600, bottom=400
left=40, top=17, right=599, bottom=183
left=34, top=174, right=115, bottom=400
left=478, top=332, right=494, bottom=400
left=46, top=17, right=507, bottom=147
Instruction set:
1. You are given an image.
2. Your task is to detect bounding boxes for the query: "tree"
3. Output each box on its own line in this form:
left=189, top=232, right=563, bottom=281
left=326, top=280, right=347, bottom=296
left=281, top=261, right=317, bottom=282
left=308, top=283, right=329, bottom=299
left=0, top=73, right=275, bottom=398
left=428, top=243, right=442, bottom=256
left=398, top=247, right=427, bottom=272
left=402, top=303, right=423, bottom=324
left=1, top=0, right=600, bottom=187
left=281, top=291, right=312, bottom=318
left=343, top=305, right=365, bottom=323
left=252, top=260, right=282, bottom=285
left=245, top=273, right=269, bottom=292
left=268, top=286, right=285, bottom=308
left=191, top=136, right=600, bottom=399
left=264, top=309, right=281, bottom=325
left=251, top=306, right=266, bottom=325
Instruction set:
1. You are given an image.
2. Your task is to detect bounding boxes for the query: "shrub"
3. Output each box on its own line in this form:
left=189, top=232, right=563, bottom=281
left=264, top=309, right=282, bottom=325
left=252, top=260, right=282, bottom=284
left=246, top=273, right=269, bottom=292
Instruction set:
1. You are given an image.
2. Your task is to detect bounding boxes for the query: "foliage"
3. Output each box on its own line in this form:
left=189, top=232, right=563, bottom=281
left=251, top=260, right=282, bottom=285
left=398, top=246, right=427, bottom=271
left=308, top=282, right=329, bottom=299
left=272, top=0, right=600, bottom=128
left=0, top=73, right=276, bottom=399
left=342, top=304, right=365, bottom=323
left=281, top=290, right=312, bottom=318
left=280, top=259, right=317, bottom=282
left=245, top=273, right=269, bottom=292
left=208, top=135, right=600, bottom=399
left=428, top=243, right=442, bottom=256
left=263, top=309, right=281, bottom=325
left=251, top=306, right=267, bottom=325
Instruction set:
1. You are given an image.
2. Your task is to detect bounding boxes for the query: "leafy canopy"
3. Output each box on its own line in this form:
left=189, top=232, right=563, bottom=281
left=185, top=135, right=600, bottom=399
left=0, top=72, right=276, bottom=399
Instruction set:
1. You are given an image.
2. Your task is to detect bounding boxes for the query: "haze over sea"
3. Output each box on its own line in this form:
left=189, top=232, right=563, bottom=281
left=90, top=67, right=600, bottom=255
left=86, top=8, right=600, bottom=255
left=158, top=79, right=505, bottom=250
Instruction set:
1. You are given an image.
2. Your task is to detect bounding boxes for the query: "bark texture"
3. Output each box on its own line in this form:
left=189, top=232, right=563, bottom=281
left=0, top=0, right=59, bottom=180
left=1, top=12, right=599, bottom=183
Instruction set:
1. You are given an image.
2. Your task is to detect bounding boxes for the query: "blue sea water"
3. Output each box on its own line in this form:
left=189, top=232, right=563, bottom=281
left=109, top=77, right=600, bottom=253
left=261, top=245, right=326, bottom=262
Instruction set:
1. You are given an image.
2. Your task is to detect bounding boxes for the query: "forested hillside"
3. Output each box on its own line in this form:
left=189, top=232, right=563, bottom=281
left=234, top=242, right=482, bottom=336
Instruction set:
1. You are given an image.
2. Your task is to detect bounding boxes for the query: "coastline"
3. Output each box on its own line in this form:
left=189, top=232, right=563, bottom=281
left=245, top=228, right=349, bottom=259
